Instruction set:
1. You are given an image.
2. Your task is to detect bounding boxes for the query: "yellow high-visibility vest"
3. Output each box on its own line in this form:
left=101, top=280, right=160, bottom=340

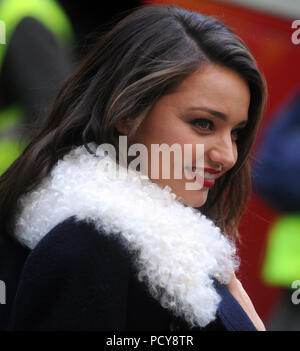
left=262, top=214, right=300, bottom=287
left=0, top=0, right=73, bottom=175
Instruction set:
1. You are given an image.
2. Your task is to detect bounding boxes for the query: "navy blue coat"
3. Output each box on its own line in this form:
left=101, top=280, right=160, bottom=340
left=0, top=217, right=257, bottom=331
left=253, top=92, right=300, bottom=211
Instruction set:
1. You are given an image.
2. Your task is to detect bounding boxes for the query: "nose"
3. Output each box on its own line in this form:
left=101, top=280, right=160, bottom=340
left=207, top=134, right=237, bottom=170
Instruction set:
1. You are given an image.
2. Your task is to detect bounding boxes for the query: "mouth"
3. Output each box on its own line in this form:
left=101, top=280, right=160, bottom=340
left=184, top=167, right=218, bottom=188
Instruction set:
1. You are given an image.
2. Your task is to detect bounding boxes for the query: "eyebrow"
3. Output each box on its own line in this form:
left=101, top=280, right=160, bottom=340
left=188, top=106, right=248, bottom=127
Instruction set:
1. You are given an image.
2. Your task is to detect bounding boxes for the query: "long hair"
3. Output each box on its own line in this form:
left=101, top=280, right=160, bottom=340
left=0, top=5, right=266, bottom=241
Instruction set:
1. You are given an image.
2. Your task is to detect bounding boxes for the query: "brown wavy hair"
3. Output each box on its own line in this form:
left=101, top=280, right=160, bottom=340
left=0, top=5, right=266, bottom=241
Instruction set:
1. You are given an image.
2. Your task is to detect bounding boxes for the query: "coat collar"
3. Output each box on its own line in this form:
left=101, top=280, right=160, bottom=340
left=14, top=144, right=238, bottom=328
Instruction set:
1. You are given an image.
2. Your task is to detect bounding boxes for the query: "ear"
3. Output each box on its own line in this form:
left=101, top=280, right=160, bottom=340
left=115, top=119, right=130, bottom=135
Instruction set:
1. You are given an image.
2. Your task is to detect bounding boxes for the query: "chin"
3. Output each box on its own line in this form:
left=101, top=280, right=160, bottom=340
left=181, top=190, right=208, bottom=208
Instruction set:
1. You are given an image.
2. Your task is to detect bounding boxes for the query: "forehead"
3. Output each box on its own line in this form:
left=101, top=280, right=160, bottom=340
left=169, top=64, right=250, bottom=120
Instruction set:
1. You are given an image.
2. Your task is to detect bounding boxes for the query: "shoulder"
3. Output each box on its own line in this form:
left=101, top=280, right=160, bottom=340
left=29, top=217, right=132, bottom=267
left=7, top=217, right=133, bottom=330
left=19, top=216, right=133, bottom=291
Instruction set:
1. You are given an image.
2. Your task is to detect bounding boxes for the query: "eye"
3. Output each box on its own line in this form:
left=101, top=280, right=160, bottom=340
left=190, top=118, right=214, bottom=131
left=231, top=128, right=245, bottom=142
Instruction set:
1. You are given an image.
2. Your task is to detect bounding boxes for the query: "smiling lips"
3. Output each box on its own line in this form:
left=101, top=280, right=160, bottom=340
left=186, top=167, right=222, bottom=188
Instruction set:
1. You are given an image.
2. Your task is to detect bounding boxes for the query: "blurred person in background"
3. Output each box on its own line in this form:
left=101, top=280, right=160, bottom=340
left=253, top=90, right=300, bottom=331
left=0, top=0, right=74, bottom=175
left=0, top=0, right=143, bottom=176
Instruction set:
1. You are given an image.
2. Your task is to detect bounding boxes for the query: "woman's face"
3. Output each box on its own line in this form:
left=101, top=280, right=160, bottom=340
left=118, top=64, right=250, bottom=207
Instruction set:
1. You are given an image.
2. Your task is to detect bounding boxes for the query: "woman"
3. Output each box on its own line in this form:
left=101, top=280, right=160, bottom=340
left=0, top=5, right=266, bottom=330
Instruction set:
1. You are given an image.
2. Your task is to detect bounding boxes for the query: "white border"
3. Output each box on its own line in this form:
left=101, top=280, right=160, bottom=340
left=217, top=0, right=300, bottom=19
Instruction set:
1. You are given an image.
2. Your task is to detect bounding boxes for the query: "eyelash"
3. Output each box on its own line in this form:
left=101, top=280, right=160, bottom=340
left=190, top=118, right=244, bottom=141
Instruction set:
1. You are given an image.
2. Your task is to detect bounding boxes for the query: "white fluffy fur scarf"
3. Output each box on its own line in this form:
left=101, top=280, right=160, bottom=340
left=14, top=144, right=238, bottom=328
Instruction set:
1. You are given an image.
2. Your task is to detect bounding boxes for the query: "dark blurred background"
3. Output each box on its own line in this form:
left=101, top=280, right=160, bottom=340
left=58, top=0, right=142, bottom=58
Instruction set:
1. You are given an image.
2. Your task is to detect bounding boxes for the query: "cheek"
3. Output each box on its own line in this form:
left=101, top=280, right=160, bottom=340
left=134, top=117, right=167, bottom=146
left=136, top=122, right=190, bottom=151
left=233, top=144, right=238, bottom=163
